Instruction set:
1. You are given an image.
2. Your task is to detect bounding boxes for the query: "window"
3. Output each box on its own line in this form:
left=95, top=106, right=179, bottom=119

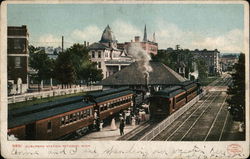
left=76, top=112, right=80, bottom=120
left=80, top=111, right=83, bottom=119
left=98, top=51, right=101, bottom=58
left=105, top=52, right=109, bottom=57
left=61, top=117, right=65, bottom=126
left=15, top=57, right=21, bottom=68
left=98, top=62, right=101, bottom=68
left=92, top=51, right=95, bottom=58
left=70, top=114, right=73, bottom=122
left=73, top=113, right=77, bottom=121
left=47, top=121, right=52, bottom=132
left=86, top=109, right=90, bottom=116
left=65, top=116, right=69, bottom=124
left=14, top=39, right=21, bottom=49
left=176, top=94, right=186, bottom=103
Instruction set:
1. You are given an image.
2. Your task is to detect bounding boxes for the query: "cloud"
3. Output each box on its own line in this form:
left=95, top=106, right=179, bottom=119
left=70, top=25, right=102, bottom=43
left=35, top=34, right=61, bottom=47
left=111, top=20, right=142, bottom=42
left=191, top=29, right=243, bottom=53
left=33, top=20, right=244, bottom=53
left=154, top=19, right=243, bottom=53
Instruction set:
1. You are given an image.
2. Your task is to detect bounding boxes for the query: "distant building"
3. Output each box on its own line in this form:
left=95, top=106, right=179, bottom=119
left=118, top=25, right=158, bottom=55
left=191, top=49, right=221, bottom=75
left=220, top=54, right=239, bottom=72
left=37, top=46, right=62, bottom=60
left=7, top=25, right=29, bottom=94
left=88, top=25, right=134, bottom=79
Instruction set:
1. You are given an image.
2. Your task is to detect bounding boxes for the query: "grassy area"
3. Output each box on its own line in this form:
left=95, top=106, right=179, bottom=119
left=200, top=76, right=220, bottom=86
left=8, top=90, right=100, bottom=111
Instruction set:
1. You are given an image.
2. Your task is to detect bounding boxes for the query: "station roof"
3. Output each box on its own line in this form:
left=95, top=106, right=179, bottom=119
left=99, top=61, right=186, bottom=86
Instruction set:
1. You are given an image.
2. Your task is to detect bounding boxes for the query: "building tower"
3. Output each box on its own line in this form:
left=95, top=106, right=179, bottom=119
left=143, top=24, right=147, bottom=42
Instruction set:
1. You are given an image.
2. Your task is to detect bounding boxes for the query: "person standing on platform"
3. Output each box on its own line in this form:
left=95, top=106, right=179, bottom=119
left=119, top=119, right=125, bottom=136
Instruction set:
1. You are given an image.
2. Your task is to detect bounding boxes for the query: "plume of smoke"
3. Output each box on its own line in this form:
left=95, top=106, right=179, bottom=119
left=127, top=43, right=153, bottom=78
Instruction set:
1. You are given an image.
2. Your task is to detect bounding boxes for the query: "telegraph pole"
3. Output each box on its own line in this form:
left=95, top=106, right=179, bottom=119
left=62, top=36, right=64, bottom=53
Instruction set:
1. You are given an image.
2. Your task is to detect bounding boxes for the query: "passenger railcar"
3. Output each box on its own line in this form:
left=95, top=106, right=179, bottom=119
left=8, top=87, right=134, bottom=140
left=149, top=81, right=200, bottom=119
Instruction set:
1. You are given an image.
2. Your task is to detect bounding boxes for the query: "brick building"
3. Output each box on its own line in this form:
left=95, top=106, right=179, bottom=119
left=191, top=49, right=221, bottom=75
left=7, top=25, right=29, bottom=94
left=118, top=25, right=158, bottom=55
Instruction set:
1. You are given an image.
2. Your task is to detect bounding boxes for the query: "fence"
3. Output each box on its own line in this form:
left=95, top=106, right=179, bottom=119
left=8, top=85, right=102, bottom=104
left=139, top=90, right=207, bottom=141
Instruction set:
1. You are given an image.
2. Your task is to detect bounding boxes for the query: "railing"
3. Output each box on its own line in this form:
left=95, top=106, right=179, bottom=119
left=8, top=85, right=103, bottom=104
left=139, top=90, right=207, bottom=141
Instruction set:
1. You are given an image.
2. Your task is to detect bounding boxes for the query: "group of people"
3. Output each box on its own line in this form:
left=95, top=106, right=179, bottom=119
left=118, top=108, right=148, bottom=136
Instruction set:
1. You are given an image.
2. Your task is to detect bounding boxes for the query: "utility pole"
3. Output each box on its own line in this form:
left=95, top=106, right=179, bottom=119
left=62, top=36, right=64, bottom=53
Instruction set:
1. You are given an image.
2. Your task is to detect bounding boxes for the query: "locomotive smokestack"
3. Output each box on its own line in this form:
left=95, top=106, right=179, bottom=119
left=144, top=73, right=149, bottom=92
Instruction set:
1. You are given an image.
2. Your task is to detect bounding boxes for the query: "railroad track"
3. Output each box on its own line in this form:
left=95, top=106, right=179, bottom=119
left=117, top=119, right=162, bottom=141
left=152, top=75, right=231, bottom=141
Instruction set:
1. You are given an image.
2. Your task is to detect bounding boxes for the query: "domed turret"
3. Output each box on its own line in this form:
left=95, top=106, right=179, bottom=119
left=99, top=25, right=117, bottom=48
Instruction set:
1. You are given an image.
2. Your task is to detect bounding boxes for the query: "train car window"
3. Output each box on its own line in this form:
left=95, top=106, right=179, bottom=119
left=104, top=104, right=107, bottom=110
left=47, top=121, right=52, bottom=132
left=65, top=115, right=69, bottom=124
left=61, top=117, right=65, bottom=126
left=107, top=103, right=110, bottom=109
left=73, top=113, right=76, bottom=121
left=83, top=111, right=86, bottom=118
left=87, top=109, right=90, bottom=116
left=69, top=114, right=73, bottom=122
left=90, top=109, right=92, bottom=116
left=176, top=94, right=186, bottom=102
left=80, top=111, right=83, bottom=119
left=76, top=112, right=80, bottom=120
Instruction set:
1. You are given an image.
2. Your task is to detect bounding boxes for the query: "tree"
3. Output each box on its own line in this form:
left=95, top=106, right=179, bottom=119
left=29, top=45, right=54, bottom=90
left=195, top=58, right=208, bottom=81
left=54, top=51, right=76, bottom=88
left=152, top=49, right=194, bottom=79
left=227, top=53, right=245, bottom=122
left=54, top=43, right=103, bottom=87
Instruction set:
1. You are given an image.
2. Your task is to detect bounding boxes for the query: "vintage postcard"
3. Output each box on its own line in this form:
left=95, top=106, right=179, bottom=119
left=1, top=0, right=249, bottom=158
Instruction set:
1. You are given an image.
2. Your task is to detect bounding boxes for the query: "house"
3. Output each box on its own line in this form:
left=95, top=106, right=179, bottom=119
left=88, top=25, right=134, bottom=79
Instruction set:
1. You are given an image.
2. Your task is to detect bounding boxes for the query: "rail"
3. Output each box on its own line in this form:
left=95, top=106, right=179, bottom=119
left=139, top=90, right=207, bottom=141
left=8, top=85, right=103, bottom=104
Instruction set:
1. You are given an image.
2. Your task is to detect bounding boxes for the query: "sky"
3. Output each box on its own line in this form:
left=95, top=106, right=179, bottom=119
left=7, top=3, right=245, bottom=53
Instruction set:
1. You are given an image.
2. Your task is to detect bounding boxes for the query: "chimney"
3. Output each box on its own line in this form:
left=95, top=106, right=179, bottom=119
left=84, top=41, right=86, bottom=47
left=135, top=36, right=140, bottom=42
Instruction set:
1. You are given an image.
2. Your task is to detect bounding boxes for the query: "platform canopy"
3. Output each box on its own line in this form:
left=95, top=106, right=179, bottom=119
left=99, top=61, right=186, bottom=86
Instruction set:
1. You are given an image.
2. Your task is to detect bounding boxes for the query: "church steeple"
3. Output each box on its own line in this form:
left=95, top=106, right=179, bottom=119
left=143, top=24, right=147, bottom=42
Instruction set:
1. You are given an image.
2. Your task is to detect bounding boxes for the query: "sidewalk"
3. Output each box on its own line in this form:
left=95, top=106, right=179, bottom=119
left=78, top=115, right=150, bottom=141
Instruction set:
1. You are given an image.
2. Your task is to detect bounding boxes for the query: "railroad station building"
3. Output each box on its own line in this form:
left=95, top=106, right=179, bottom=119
left=7, top=25, right=29, bottom=95
left=99, top=61, right=186, bottom=92
left=88, top=25, right=134, bottom=79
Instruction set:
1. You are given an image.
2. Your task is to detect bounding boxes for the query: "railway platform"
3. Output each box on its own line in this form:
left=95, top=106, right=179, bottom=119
left=78, top=114, right=150, bottom=141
